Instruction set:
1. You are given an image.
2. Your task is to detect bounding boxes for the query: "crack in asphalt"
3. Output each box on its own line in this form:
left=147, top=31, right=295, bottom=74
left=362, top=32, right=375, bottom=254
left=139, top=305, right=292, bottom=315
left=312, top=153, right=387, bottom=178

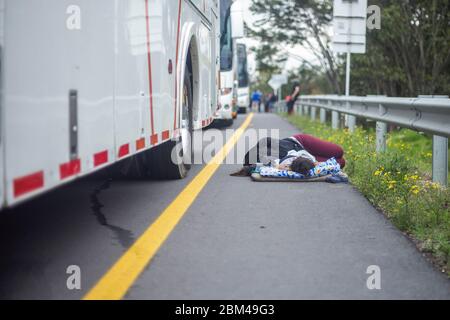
left=90, top=178, right=135, bottom=249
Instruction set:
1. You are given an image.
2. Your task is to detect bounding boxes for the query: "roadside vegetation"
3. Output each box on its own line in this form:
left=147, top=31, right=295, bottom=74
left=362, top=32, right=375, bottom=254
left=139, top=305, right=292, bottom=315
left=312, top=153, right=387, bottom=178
left=249, top=0, right=450, bottom=97
left=286, top=114, right=450, bottom=275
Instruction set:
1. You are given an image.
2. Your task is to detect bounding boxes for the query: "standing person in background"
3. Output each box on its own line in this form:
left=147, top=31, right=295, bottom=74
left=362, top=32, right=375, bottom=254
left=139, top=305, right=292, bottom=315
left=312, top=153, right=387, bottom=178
left=260, top=92, right=266, bottom=113
left=267, top=93, right=277, bottom=113
left=287, top=82, right=300, bottom=115
left=264, top=93, right=270, bottom=112
left=251, top=90, right=262, bottom=112
left=285, top=95, right=291, bottom=113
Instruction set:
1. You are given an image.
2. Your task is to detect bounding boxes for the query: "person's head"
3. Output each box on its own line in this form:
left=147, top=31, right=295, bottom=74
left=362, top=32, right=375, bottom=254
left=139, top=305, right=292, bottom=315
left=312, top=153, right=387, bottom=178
left=290, top=156, right=315, bottom=175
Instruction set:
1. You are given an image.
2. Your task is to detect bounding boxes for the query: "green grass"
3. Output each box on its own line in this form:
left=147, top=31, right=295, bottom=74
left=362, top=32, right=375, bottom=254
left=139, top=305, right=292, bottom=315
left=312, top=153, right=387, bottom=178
left=285, top=114, right=450, bottom=275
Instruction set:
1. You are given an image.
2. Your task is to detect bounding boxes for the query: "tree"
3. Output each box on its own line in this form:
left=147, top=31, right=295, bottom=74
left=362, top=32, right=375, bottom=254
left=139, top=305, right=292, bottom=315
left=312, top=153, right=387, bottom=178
left=251, top=43, right=285, bottom=74
left=249, top=0, right=450, bottom=97
left=249, top=0, right=343, bottom=94
left=352, top=0, right=450, bottom=96
left=282, top=62, right=332, bottom=96
left=249, top=44, right=285, bottom=94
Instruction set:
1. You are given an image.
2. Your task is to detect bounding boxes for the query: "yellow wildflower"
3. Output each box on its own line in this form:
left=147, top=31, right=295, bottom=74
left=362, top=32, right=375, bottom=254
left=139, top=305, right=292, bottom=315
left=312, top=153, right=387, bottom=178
left=410, top=185, right=420, bottom=195
left=388, top=180, right=397, bottom=189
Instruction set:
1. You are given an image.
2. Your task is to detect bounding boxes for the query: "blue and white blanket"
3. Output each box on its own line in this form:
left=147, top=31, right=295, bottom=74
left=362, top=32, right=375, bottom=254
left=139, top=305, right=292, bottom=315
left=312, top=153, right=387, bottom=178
left=257, top=158, right=341, bottom=179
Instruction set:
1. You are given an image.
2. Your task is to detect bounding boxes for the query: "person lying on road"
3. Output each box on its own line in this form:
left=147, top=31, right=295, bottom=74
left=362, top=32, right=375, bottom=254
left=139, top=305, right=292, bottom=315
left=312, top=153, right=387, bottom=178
left=231, top=134, right=345, bottom=177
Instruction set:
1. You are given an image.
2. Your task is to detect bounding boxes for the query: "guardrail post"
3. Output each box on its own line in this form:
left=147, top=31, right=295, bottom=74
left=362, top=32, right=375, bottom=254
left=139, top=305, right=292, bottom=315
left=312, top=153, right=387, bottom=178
left=376, top=122, right=387, bottom=152
left=376, top=104, right=387, bottom=152
left=332, top=112, right=339, bottom=129
left=347, top=111, right=356, bottom=133
left=320, top=108, right=326, bottom=123
left=432, top=135, right=448, bottom=187
left=311, top=106, right=317, bottom=121
left=298, top=103, right=303, bottom=116
left=331, top=100, right=339, bottom=130
left=344, top=100, right=356, bottom=132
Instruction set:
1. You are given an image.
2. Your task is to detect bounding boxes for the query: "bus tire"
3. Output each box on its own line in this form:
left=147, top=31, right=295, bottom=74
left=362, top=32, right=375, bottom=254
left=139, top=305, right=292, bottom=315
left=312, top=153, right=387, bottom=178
left=224, top=118, right=234, bottom=127
left=119, top=69, right=193, bottom=180
left=147, top=69, right=193, bottom=179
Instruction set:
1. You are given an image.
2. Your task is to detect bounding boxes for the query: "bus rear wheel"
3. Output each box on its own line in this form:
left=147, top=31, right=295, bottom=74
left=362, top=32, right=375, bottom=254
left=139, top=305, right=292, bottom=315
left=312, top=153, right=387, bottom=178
left=120, top=69, right=193, bottom=180
left=147, top=69, right=193, bottom=179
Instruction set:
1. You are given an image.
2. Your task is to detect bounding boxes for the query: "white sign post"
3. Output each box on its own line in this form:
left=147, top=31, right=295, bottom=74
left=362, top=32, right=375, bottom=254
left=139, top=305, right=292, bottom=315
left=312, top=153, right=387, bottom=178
left=332, top=0, right=367, bottom=131
left=268, top=74, right=288, bottom=102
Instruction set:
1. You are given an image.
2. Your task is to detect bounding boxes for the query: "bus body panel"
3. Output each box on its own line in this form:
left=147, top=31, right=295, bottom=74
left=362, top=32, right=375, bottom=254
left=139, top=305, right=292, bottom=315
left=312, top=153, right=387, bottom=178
left=114, top=0, right=150, bottom=161
left=216, top=70, right=233, bottom=120
left=237, top=87, right=249, bottom=110
left=0, top=0, right=219, bottom=207
left=215, top=0, right=233, bottom=121
left=198, top=22, right=213, bottom=125
left=210, top=10, right=219, bottom=122
left=236, top=42, right=249, bottom=112
left=3, top=0, right=116, bottom=205
left=0, top=0, right=5, bottom=207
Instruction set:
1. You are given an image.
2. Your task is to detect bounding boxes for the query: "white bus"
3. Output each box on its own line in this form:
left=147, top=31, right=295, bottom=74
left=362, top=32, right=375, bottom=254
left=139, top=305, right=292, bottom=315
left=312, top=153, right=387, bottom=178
left=0, top=0, right=224, bottom=208
left=236, top=42, right=249, bottom=114
left=214, top=0, right=243, bottom=125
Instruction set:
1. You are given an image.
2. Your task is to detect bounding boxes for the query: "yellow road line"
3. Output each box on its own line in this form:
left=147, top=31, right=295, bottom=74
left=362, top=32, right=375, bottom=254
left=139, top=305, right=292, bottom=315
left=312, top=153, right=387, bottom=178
left=83, top=113, right=254, bottom=300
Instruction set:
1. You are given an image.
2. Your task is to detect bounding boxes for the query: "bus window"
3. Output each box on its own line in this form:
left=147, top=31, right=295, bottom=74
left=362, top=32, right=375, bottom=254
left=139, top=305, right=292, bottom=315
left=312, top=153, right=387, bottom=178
left=220, top=0, right=233, bottom=71
left=237, top=44, right=249, bottom=88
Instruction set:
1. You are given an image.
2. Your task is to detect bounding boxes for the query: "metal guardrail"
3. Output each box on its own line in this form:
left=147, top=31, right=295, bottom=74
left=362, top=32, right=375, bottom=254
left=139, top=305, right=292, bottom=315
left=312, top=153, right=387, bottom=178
left=277, top=95, right=449, bottom=186
left=298, top=95, right=450, bottom=137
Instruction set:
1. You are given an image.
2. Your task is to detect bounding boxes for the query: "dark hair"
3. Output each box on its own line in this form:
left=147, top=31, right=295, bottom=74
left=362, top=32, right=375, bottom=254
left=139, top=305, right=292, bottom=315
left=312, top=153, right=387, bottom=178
left=290, top=156, right=315, bottom=175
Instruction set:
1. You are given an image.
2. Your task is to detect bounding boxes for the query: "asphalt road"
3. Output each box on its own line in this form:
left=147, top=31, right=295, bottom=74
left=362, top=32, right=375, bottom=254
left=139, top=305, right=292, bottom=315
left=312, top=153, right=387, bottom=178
left=0, top=113, right=448, bottom=300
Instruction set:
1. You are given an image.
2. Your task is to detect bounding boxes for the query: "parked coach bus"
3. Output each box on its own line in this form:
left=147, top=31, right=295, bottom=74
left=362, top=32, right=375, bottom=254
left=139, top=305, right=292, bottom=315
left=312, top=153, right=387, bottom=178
left=214, top=0, right=243, bottom=125
left=0, top=0, right=234, bottom=208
